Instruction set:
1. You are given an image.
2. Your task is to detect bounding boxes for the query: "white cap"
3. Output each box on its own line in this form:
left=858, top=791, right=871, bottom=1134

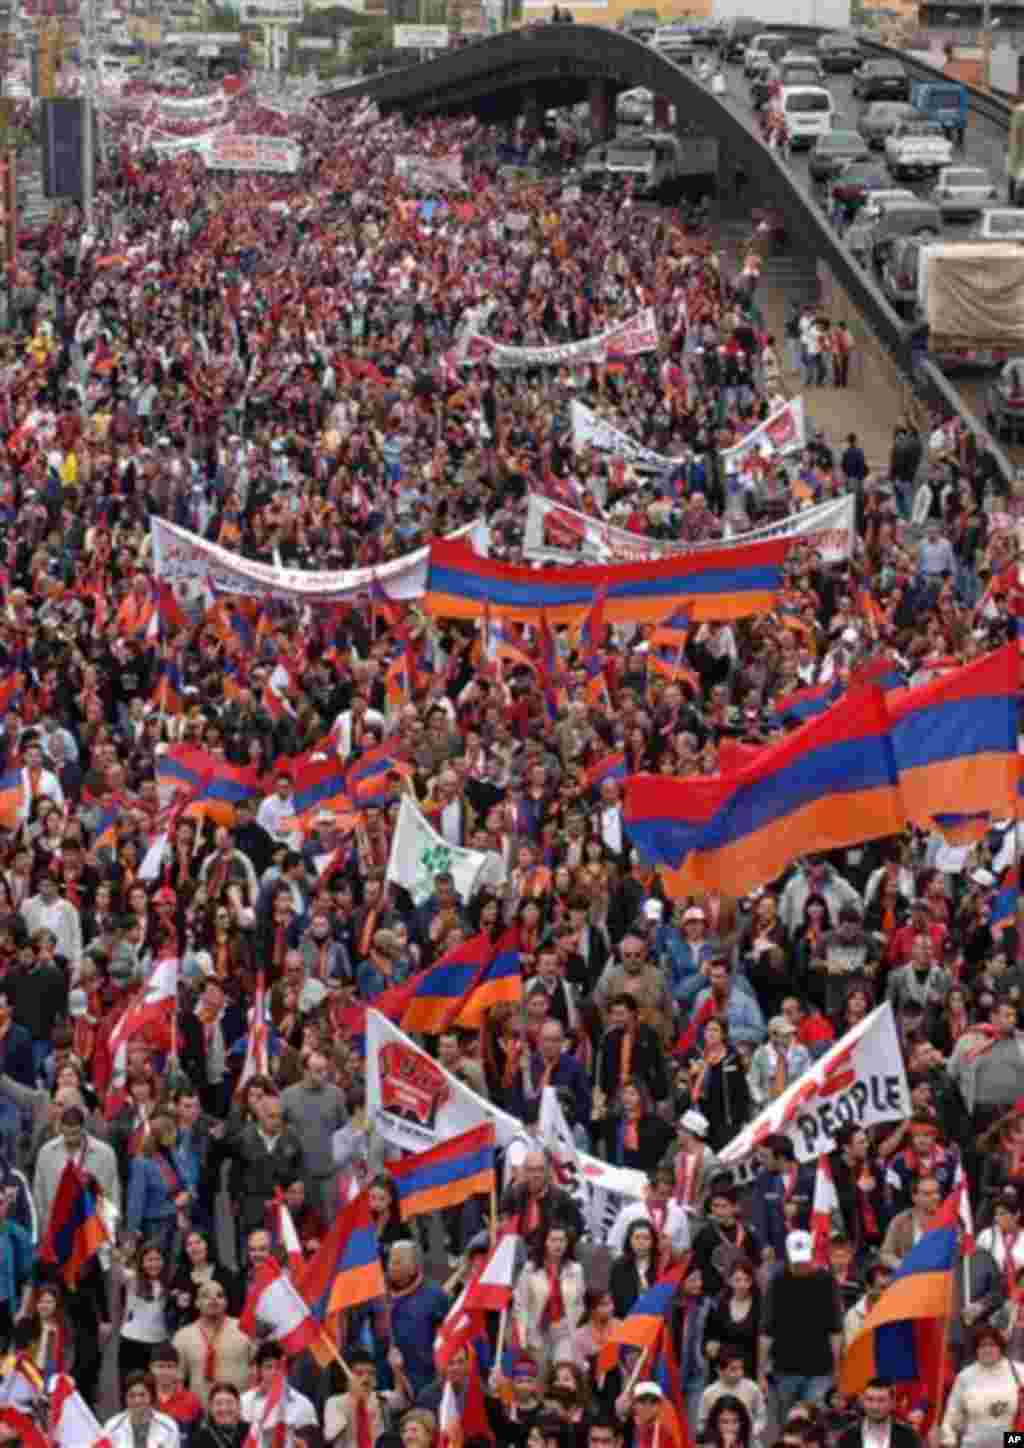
left=683, top=905, right=706, bottom=923
left=681, top=1109, right=709, bottom=1139
left=971, top=868, right=996, bottom=888
left=643, top=899, right=664, bottom=922
left=786, top=1229, right=814, bottom=1264
left=633, top=1382, right=664, bottom=1401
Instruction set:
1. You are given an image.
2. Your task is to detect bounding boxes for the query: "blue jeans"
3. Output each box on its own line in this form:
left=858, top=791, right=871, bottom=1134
left=775, top=1373, right=834, bottom=1421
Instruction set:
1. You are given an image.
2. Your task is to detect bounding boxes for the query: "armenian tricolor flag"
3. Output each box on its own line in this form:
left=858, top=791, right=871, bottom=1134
left=840, top=1197, right=958, bottom=1397
left=626, top=686, right=904, bottom=899
left=399, top=933, right=497, bottom=1035
left=449, top=928, right=522, bottom=1027
left=156, top=746, right=261, bottom=825
left=290, top=757, right=352, bottom=826
left=390, top=1123, right=496, bottom=1220
left=991, top=869, right=1019, bottom=936
left=584, top=752, right=627, bottom=795
left=297, top=1188, right=385, bottom=1320
left=347, top=743, right=413, bottom=803
left=648, top=1324, right=691, bottom=1448
left=92, top=801, right=122, bottom=852
left=598, top=1275, right=681, bottom=1373
left=151, top=656, right=184, bottom=716
left=771, top=678, right=842, bottom=725
left=425, top=537, right=790, bottom=625
left=40, top=1163, right=108, bottom=1288
left=887, top=644, right=1018, bottom=829
left=0, top=768, right=23, bottom=830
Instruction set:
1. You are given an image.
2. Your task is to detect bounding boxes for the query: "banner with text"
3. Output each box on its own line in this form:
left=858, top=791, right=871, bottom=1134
left=394, top=153, right=464, bottom=191
left=203, top=135, right=301, bottom=174
left=366, top=1011, right=647, bottom=1222
left=717, top=1002, right=910, bottom=1166
left=570, top=399, right=677, bottom=472
left=151, top=517, right=482, bottom=603
left=721, top=396, right=807, bottom=474
left=523, top=493, right=855, bottom=566
left=463, top=307, right=658, bottom=370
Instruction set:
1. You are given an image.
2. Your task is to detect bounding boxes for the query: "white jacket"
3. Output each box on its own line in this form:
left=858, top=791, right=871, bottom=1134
left=103, top=1410, right=181, bottom=1448
left=514, top=1261, right=586, bottom=1360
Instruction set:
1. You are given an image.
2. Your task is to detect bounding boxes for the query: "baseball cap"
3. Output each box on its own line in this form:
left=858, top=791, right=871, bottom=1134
left=680, top=1109, right=709, bottom=1139
left=633, top=1382, right=664, bottom=1402
left=786, top=1229, right=814, bottom=1264
left=683, top=906, right=706, bottom=923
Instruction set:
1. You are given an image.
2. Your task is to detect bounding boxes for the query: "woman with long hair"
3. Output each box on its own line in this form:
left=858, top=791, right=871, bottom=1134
left=609, top=1219, right=661, bottom=1318
left=125, top=1108, right=191, bottom=1257
left=572, top=1288, right=621, bottom=1379
left=116, top=1239, right=173, bottom=1387
left=367, top=1173, right=414, bottom=1265
left=704, top=1393, right=754, bottom=1448
left=22, top=1279, right=74, bottom=1378
left=169, top=1229, right=238, bottom=1326
left=979, top=1107, right=1024, bottom=1199
left=704, top=1259, right=761, bottom=1380
left=514, top=1224, right=586, bottom=1370
left=608, top=1079, right=674, bottom=1174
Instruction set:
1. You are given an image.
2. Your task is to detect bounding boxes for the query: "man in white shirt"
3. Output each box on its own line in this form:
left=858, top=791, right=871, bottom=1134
left=241, top=1344, right=317, bottom=1448
left=21, top=873, right=82, bottom=965
left=599, top=777, right=625, bottom=858
left=257, top=774, right=299, bottom=846
left=19, top=738, right=64, bottom=822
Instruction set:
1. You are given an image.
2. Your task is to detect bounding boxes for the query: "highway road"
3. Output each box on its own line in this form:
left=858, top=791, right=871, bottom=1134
left=706, top=49, right=1018, bottom=458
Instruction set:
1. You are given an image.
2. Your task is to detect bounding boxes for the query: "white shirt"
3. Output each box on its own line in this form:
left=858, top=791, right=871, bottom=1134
left=241, top=1385, right=318, bottom=1447
left=257, top=793, right=298, bottom=845
left=601, top=805, right=623, bottom=855
left=440, top=798, right=463, bottom=846
left=21, top=893, right=82, bottom=965
left=606, top=1198, right=690, bottom=1256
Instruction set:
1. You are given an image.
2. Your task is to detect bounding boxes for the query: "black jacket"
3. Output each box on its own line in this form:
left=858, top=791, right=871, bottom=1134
left=837, top=1423, right=922, bottom=1448
left=208, top=1121, right=307, bottom=1231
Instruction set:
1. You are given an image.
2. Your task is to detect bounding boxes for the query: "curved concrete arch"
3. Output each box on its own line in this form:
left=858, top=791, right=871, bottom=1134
left=331, top=25, right=912, bottom=370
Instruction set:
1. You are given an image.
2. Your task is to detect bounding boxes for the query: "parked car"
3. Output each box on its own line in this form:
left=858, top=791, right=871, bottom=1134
left=931, top=165, right=998, bottom=219
left=858, top=100, right=916, bottom=149
left=879, top=235, right=927, bottom=311
left=868, top=195, right=942, bottom=266
left=974, top=207, right=1024, bottom=239
left=818, top=32, right=862, bottom=72
left=778, top=51, right=824, bottom=86
left=808, top=129, right=870, bottom=183
left=987, top=358, right=1024, bottom=435
left=884, top=119, right=952, bottom=180
left=617, top=9, right=660, bottom=41
left=653, top=23, right=695, bottom=66
left=831, top=159, right=891, bottom=209
left=743, top=33, right=788, bottom=77
left=775, top=85, right=834, bottom=149
left=852, top=58, right=910, bottom=102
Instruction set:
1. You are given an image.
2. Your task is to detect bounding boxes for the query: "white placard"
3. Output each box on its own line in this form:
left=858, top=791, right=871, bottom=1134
left=297, top=35, right=332, bottom=47
left=164, top=31, right=242, bottom=44
left=239, top=0, right=303, bottom=23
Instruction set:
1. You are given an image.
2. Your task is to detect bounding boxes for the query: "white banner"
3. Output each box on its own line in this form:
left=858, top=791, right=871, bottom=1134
left=721, top=396, right=807, bottom=474
left=240, top=0, right=304, bottom=21
left=154, top=91, right=231, bottom=123
left=523, top=493, right=856, bottom=566
left=150, top=516, right=484, bottom=603
left=463, top=307, right=658, bottom=370
left=571, top=399, right=677, bottom=472
left=204, top=135, right=301, bottom=174
left=366, top=1011, right=646, bottom=1213
left=394, top=23, right=450, bottom=47
left=718, top=1003, right=910, bottom=1166
left=394, top=153, right=464, bottom=191
left=385, top=796, right=504, bottom=907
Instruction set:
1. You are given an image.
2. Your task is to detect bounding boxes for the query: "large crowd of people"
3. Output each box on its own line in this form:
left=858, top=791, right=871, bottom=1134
left=0, top=39, right=1017, bottom=1448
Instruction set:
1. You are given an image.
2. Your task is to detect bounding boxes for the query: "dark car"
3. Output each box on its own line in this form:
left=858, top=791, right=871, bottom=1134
left=852, top=58, right=910, bottom=102
left=831, top=159, right=890, bottom=208
left=818, top=32, right=862, bottom=72
left=869, top=196, right=941, bottom=266
left=808, top=129, right=870, bottom=183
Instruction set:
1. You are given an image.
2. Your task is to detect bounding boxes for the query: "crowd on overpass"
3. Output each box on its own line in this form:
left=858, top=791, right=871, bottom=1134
left=0, top=55, right=1013, bottom=1448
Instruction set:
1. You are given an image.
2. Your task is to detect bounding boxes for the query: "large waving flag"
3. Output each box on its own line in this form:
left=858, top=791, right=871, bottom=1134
left=811, top=1155, right=839, bottom=1265
left=598, top=1274, right=681, bottom=1374
left=462, top=1232, right=520, bottom=1312
left=771, top=678, right=841, bottom=725
left=108, top=955, right=178, bottom=1073
left=289, top=756, right=353, bottom=828
left=389, top=1123, right=496, bottom=1221
left=840, top=1195, right=959, bottom=1397
left=48, top=1373, right=104, bottom=1448
left=240, top=1258, right=323, bottom=1358
left=346, top=742, right=414, bottom=804
left=297, top=1187, right=385, bottom=1321
left=887, top=644, right=1018, bottom=828
left=40, top=1163, right=108, bottom=1288
left=649, top=1324, right=692, bottom=1448
left=448, top=928, right=522, bottom=1028
left=627, top=686, right=904, bottom=898
left=156, top=744, right=261, bottom=824
left=239, top=971, right=270, bottom=1088
left=426, top=537, right=790, bottom=625
left=0, top=767, right=24, bottom=830
left=399, top=933, right=498, bottom=1035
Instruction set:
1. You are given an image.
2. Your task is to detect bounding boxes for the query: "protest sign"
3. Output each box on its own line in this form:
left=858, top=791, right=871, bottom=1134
left=717, top=1003, right=910, bottom=1166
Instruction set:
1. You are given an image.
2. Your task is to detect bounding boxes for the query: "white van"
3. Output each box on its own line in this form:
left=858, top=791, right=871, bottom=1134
left=777, top=85, right=834, bottom=148
left=975, top=208, right=1024, bottom=240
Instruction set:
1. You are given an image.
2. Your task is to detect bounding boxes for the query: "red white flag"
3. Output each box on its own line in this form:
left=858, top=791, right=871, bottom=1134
left=48, top=1373, right=109, bottom=1448
left=270, top=1189, right=304, bottom=1277
left=811, top=1154, right=839, bottom=1265
left=462, top=1234, right=520, bottom=1313
left=239, top=971, right=270, bottom=1089
left=240, top=1258, right=322, bottom=1357
left=243, top=1366, right=287, bottom=1448
left=439, top=1379, right=463, bottom=1448
left=954, top=1159, right=975, bottom=1254
left=108, top=955, right=179, bottom=1085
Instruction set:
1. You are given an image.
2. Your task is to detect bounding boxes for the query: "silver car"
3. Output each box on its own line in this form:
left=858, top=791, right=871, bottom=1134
left=931, top=165, right=998, bottom=219
left=857, top=100, right=916, bottom=149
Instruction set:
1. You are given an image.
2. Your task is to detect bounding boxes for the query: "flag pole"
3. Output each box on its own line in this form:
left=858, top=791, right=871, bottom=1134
left=623, top=1342, right=652, bottom=1397
left=317, top=1328, right=354, bottom=1381
left=489, top=1179, right=498, bottom=1245
left=495, top=1305, right=509, bottom=1369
